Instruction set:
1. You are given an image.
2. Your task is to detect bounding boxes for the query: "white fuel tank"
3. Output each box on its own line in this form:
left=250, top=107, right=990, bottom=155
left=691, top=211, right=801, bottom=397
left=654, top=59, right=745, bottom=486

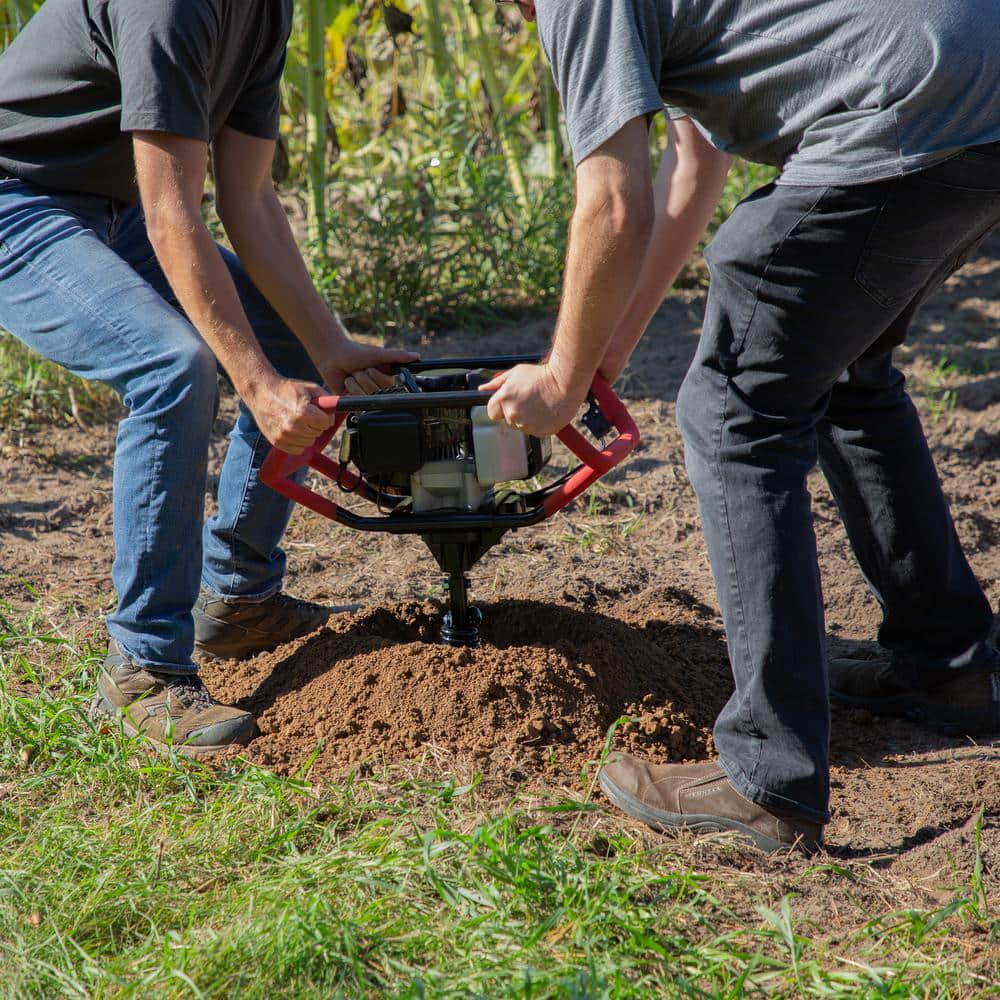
left=471, top=406, right=532, bottom=486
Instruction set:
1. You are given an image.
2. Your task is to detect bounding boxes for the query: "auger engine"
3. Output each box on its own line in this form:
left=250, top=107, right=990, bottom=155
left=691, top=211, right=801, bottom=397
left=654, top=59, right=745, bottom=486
left=262, top=355, right=638, bottom=647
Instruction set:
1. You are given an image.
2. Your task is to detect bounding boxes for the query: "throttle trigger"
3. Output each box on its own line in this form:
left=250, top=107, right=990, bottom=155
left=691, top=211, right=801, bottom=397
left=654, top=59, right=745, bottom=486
left=581, top=392, right=613, bottom=440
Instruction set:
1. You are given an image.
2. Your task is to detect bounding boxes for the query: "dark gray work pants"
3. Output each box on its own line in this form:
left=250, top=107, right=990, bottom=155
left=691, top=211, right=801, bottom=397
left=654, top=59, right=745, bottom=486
left=676, top=143, right=1000, bottom=823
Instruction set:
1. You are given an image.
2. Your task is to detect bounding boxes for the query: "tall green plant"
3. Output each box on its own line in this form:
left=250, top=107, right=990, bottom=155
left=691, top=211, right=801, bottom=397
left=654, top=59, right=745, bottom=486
left=304, top=0, right=329, bottom=244
left=541, top=59, right=565, bottom=178
left=420, top=0, right=454, bottom=99
left=462, top=0, right=530, bottom=211
left=0, top=0, right=38, bottom=45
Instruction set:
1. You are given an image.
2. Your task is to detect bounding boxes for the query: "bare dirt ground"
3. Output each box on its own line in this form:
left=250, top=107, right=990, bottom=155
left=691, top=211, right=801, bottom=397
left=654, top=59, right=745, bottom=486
left=2, top=236, right=998, bottom=922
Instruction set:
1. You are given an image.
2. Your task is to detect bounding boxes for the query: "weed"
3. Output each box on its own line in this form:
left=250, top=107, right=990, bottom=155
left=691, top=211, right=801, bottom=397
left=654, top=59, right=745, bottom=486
left=312, top=109, right=575, bottom=333
left=620, top=511, right=645, bottom=541
left=969, top=805, right=989, bottom=920
left=923, top=354, right=959, bottom=421
left=0, top=335, right=119, bottom=436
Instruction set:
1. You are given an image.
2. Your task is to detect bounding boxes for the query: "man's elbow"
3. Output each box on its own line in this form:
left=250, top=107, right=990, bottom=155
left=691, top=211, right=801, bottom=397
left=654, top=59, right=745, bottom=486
left=143, top=199, right=201, bottom=251
left=692, top=153, right=733, bottom=190
left=630, top=192, right=656, bottom=242
left=578, top=186, right=655, bottom=245
left=677, top=142, right=733, bottom=189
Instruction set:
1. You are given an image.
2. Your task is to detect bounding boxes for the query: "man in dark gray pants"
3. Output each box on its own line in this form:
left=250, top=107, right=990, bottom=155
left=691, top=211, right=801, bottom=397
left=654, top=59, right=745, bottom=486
left=486, top=0, right=1000, bottom=851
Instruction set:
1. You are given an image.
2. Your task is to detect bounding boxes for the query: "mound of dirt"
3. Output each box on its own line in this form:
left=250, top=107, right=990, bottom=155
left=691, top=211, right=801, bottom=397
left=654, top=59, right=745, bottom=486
left=203, top=589, right=734, bottom=783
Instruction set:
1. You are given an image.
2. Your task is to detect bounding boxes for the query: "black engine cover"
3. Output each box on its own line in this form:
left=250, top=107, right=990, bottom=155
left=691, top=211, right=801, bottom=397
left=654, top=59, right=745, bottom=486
left=350, top=411, right=423, bottom=475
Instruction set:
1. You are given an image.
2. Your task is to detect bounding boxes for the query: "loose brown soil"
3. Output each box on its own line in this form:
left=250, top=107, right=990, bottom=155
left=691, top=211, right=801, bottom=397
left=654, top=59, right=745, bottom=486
left=2, top=235, right=998, bottom=909
left=207, top=593, right=730, bottom=779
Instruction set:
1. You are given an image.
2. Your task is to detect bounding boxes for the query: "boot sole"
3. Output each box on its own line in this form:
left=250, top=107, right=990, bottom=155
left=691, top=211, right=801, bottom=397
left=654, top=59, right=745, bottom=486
left=598, top=769, right=811, bottom=854
left=829, top=686, right=1000, bottom=737
left=193, top=603, right=364, bottom=662
left=90, top=690, right=257, bottom=760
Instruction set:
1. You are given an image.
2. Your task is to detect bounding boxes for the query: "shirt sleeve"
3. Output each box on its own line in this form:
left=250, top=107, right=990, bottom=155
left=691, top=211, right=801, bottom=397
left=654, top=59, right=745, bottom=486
left=111, top=0, right=219, bottom=141
left=226, top=38, right=288, bottom=140
left=537, top=0, right=666, bottom=167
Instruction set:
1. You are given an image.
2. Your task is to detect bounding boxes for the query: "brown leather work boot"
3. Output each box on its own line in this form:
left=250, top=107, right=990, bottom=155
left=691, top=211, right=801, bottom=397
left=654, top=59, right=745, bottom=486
left=829, top=652, right=1000, bottom=736
left=193, top=591, right=360, bottom=661
left=598, top=755, right=823, bottom=853
left=93, top=641, right=258, bottom=757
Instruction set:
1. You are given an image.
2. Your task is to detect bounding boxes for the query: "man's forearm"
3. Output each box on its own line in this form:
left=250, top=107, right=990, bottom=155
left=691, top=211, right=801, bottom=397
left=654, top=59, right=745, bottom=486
left=145, top=208, right=276, bottom=400
left=220, top=192, right=349, bottom=373
left=602, top=131, right=732, bottom=380
left=619, top=148, right=717, bottom=350
left=482, top=117, right=658, bottom=436
left=548, top=182, right=654, bottom=392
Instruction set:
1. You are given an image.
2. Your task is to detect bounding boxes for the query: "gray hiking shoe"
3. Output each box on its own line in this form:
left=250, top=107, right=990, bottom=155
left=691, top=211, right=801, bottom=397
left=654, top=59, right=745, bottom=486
left=598, top=755, right=823, bottom=853
left=829, top=651, right=1000, bottom=736
left=193, top=591, right=359, bottom=661
left=93, top=641, right=258, bottom=757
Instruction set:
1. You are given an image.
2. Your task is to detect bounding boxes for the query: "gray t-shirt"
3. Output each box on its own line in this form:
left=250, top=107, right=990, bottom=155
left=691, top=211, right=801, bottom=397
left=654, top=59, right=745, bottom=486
left=537, top=0, right=1000, bottom=186
left=0, top=0, right=293, bottom=204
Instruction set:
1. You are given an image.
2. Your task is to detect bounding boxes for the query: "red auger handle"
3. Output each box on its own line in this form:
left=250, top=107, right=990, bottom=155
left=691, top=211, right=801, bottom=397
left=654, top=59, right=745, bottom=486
left=259, top=396, right=360, bottom=524
left=544, top=375, right=640, bottom=517
left=260, top=378, right=640, bottom=523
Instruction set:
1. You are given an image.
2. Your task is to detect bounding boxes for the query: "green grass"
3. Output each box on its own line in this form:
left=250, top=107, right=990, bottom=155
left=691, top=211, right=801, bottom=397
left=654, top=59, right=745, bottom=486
left=2, top=603, right=998, bottom=998
left=0, top=335, right=119, bottom=435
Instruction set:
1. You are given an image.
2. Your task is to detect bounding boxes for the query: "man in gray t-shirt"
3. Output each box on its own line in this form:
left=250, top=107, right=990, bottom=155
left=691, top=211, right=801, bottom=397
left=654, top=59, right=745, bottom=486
left=0, top=1, right=416, bottom=756
left=486, top=0, right=1000, bottom=852
left=537, top=0, right=1000, bottom=184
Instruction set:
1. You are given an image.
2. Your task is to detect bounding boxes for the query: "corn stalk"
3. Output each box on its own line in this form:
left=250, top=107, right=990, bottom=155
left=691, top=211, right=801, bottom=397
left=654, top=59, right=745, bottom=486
left=0, top=0, right=38, bottom=46
left=462, top=0, right=529, bottom=212
left=541, top=59, right=564, bottom=178
left=421, top=0, right=454, bottom=99
left=304, top=0, right=328, bottom=245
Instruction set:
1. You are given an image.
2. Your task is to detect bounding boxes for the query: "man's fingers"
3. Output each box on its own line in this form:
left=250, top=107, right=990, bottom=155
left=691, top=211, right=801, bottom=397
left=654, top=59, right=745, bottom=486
left=302, top=402, right=333, bottom=434
left=486, top=386, right=526, bottom=429
left=344, top=373, right=377, bottom=395
left=480, top=370, right=512, bottom=392
left=340, top=368, right=398, bottom=395
left=351, top=370, right=383, bottom=394
left=378, top=348, right=421, bottom=365
left=272, top=426, right=323, bottom=455
left=486, top=393, right=506, bottom=424
left=367, top=368, right=397, bottom=390
left=305, top=383, right=334, bottom=408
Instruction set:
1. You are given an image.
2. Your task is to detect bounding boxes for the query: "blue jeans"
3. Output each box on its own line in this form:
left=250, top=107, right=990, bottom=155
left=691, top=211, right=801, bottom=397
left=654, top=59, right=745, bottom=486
left=676, top=144, right=1000, bottom=824
left=0, top=179, right=318, bottom=673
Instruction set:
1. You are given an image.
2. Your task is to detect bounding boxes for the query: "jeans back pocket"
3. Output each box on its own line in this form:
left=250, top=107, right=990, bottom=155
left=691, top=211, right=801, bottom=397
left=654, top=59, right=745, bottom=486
left=854, top=162, right=1000, bottom=309
left=854, top=247, right=945, bottom=310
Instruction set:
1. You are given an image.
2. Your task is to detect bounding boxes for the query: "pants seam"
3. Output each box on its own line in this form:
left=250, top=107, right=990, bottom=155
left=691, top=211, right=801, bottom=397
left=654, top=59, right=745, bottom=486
left=714, top=376, right=764, bottom=784
left=210, top=428, right=270, bottom=599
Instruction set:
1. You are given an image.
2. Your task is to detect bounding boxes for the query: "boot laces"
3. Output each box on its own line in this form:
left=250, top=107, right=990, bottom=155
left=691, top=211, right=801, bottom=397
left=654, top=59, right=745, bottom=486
left=164, top=673, right=215, bottom=711
left=255, top=592, right=326, bottom=629
left=272, top=592, right=324, bottom=613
